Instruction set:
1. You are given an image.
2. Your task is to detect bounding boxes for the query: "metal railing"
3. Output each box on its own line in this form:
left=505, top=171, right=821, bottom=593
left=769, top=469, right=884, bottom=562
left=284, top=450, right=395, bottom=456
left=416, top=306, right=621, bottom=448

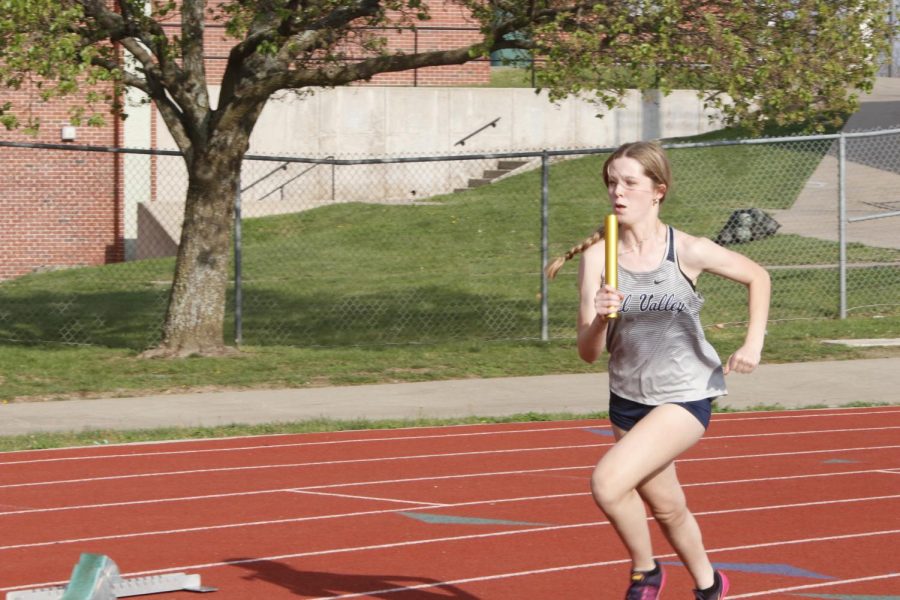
left=455, top=118, right=501, bottom=146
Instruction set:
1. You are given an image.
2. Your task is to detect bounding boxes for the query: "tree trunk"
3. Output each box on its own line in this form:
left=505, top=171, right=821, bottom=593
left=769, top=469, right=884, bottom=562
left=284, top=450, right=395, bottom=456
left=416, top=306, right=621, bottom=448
left=142, top=146, right=244, bottom=358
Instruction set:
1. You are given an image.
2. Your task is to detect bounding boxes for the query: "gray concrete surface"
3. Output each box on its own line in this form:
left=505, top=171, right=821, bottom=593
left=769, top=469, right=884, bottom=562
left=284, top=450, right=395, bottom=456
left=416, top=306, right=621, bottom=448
left=771, top=77, right=900, bottom=251
left=1, top=358, right=898, bottom=436
left=844, top=77, right=900, bottom=131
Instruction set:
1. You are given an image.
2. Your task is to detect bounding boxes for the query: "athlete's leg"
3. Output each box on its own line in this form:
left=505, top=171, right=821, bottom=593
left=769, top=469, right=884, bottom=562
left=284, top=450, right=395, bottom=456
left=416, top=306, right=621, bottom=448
left=591, top=404, right=706, bottom=573
left=637, top=455, right=715, bottom=589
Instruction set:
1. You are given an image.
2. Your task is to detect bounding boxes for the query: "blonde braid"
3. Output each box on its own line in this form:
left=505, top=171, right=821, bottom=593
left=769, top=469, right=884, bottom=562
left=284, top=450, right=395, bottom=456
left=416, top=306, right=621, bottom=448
left=545, top=226, right=605, bottom=280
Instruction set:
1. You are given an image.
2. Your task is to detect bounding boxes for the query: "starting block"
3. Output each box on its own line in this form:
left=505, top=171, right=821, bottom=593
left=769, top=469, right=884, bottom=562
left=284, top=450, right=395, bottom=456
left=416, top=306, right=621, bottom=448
left=6, top=554, right=216, bottom=599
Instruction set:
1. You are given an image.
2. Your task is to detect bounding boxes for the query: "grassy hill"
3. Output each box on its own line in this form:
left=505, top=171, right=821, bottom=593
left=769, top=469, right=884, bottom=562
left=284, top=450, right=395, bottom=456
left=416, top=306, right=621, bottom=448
left=2, top=140, right=898, bottom=351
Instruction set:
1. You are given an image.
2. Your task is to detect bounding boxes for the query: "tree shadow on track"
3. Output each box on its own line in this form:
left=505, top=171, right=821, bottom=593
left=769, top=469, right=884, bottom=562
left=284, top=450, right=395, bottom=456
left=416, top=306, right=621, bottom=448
left=227, top=558, right=481, bottom=598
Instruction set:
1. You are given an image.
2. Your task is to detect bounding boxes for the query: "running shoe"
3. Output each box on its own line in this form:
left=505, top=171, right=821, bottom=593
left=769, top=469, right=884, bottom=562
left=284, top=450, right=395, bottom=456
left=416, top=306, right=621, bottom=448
left=626, top=561, right=665, bottom=600
left=693, top=570, right=729, bottom=600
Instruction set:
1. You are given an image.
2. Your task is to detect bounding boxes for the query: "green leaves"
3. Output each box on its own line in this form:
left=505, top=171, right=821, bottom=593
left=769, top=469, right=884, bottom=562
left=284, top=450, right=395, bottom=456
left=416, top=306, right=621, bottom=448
left=0, top=1, right=891, bottom=135
left=0, top=100, right=17, bottom=130
left=532, top=0, right=892, bottom=133
left=0, top=0, right=115, bottom=132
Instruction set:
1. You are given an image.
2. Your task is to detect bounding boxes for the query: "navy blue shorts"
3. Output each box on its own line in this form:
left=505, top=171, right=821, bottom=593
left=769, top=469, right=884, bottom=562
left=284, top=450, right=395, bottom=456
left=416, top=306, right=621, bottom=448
left=609, top=391, right=714, bottom=431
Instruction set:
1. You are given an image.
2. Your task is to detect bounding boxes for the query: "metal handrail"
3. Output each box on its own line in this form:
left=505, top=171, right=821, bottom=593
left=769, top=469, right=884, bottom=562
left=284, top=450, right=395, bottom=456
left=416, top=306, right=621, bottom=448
left=454, top=117, right=500, bottom=146
left=848, top=210, right=900, bottom=223
left=239, top=156, right=336, bottom=204
left=241, top=162, right=288, bottom=193
left=254, top=162, right=324, bottom=202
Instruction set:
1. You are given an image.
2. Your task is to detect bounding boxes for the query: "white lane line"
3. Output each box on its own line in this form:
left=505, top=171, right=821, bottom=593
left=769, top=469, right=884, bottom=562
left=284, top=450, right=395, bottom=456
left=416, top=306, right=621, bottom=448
left=713, top=408, right=900, bottom=422
left=0, top=492, right=596, bottom=553
left=313, top=559, right=637, bottom=599
left=290, top=490, right=449, bottom=507
left=676, top=445, right=900, bottom=464
left=695, top=494, right=900, bottom=517
left=0, top=443, right=603, bottom=490
left=1, top=407, right=897, bottom=466
left=1, top=466, right=895, bottom=517
left=712, top=426, right=900, bottom=441
left=0, top=490, right=896, bottom=554
left=0, top=465, right=589, bottom=516
left=683, top=468, right=900, bottom=488
left=316, top=532, right=900, bottom=600
left=728, top=572, right=900, bottom=598
left=0, top=424, right=598, bottom=466
left=6, top=528, right=897, bottom=597
left=1, top=440, right=898, bottom=491
left=283, top=445, right=900, bottom=493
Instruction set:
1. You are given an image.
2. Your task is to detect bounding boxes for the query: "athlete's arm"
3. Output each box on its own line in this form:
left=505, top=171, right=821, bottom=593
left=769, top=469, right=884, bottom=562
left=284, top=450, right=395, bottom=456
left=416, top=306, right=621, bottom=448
left=678, top=234, right=771, bottom=374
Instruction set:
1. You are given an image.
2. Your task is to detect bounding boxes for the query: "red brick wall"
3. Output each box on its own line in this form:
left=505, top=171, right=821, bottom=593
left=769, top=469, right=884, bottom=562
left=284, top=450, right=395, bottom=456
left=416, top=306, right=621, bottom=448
left=363, top=2, right=490, bottom=86
left=0, top=88, right=123, bottom=281
left=1, top=1, right=488, bottom=281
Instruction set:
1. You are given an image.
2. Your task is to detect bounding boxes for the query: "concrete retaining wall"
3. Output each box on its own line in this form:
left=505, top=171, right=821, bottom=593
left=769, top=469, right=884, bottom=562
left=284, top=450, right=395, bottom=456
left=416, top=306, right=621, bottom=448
left=243, top=86, right=722, bottom=155
left=140, top=86, right=724, bottom=257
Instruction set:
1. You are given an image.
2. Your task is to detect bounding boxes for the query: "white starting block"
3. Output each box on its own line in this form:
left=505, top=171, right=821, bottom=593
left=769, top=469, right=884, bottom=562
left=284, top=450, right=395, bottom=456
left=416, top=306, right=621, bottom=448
left=6, top=554, right=216, bottom=599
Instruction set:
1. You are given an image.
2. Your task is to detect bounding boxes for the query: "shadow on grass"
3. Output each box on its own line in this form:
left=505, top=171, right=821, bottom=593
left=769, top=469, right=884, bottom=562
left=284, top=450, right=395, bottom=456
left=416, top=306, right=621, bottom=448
left=0, top=285, right=544, bottom=349
left=3, top=265, right=897, bottom=348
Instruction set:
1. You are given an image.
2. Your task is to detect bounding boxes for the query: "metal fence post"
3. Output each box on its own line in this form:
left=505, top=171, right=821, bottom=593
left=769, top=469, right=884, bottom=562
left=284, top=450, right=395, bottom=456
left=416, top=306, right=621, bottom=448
left=234, top=175, right=244, bottom=345
left=838, top=133, right=847, bottom=319
left=330, top=156, right=336, bottom=202
left=890, top=0, right=897, bottom=78
left=540, top=151, right=550, bottom=342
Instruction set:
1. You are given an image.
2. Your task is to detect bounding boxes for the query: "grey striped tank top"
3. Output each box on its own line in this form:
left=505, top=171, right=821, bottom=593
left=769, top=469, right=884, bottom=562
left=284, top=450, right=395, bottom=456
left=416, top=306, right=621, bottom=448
left=605, top=226, right=727, bottom=405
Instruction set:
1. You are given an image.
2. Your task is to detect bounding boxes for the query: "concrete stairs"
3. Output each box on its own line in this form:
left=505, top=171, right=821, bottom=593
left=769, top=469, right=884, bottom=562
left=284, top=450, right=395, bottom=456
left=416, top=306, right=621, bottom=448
left=454, top=159, right=530, bottom=193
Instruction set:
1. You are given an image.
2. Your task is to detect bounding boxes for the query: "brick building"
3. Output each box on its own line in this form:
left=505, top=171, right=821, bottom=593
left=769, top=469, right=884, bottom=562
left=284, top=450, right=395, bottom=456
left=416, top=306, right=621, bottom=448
left=0, top=95, right=123, bottom=281
left=0, top=2, right=490, bottom=281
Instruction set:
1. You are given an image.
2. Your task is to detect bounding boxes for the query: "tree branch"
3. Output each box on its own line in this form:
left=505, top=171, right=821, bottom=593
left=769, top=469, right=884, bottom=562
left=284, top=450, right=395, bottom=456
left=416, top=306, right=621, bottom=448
left=278, top=44, right=485, bottom=89
left=112, top=0, right=211, bottom=140
left=154, top=89, right=194, bottom=160
left=181, top=0, right=207, bottom=81
left=77, top=1, right=179, bottom=100
left=179, top=0, right=212, bottom=134
left=222, top=0, right=382, bottom=99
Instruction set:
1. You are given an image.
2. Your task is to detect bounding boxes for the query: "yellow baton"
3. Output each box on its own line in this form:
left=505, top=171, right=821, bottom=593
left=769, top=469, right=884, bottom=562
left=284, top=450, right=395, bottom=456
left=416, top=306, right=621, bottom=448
left=605, top=214, right=618, bottom=319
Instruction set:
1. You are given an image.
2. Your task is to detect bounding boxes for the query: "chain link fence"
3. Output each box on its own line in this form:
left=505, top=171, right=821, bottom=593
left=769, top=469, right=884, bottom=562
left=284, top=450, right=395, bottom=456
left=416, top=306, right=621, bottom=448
left=1, top=129, right=898, bottom=349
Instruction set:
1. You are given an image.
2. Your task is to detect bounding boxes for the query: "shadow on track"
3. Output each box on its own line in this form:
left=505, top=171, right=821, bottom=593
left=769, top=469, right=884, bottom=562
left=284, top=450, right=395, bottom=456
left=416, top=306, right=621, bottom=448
left=228, top=558, right=481, bottom=598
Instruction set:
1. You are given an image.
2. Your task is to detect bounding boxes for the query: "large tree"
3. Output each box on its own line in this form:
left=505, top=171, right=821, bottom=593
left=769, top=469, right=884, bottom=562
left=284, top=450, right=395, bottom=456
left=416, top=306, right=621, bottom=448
left=0, top=1, right=892, bottom=357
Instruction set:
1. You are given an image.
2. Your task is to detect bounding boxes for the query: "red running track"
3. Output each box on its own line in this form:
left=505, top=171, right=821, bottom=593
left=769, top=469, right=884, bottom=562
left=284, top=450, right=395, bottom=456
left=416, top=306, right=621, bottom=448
left=0, top=406, right=898, bottom=599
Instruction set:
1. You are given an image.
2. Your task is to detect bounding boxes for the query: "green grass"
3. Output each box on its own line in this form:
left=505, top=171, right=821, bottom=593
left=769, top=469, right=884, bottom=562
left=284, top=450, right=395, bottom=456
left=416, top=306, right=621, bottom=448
left=484, top=64, right=712, bottom=91
left=484, top=66, right=536, bottom=88
left=1, top=129, right=899, bottom=415
left=2, top=316, right=899, bottom=403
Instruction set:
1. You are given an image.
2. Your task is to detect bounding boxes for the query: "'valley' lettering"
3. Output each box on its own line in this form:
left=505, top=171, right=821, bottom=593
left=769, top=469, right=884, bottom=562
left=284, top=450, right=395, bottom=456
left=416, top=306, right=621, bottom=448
left=620, top=293, right=687, bottom=313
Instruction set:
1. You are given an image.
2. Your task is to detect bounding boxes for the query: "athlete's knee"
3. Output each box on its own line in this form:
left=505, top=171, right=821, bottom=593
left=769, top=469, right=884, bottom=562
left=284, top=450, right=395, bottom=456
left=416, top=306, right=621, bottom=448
left=590, top=463, right=629, bottom=510
left=647, top=490, right=689, bottom=527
